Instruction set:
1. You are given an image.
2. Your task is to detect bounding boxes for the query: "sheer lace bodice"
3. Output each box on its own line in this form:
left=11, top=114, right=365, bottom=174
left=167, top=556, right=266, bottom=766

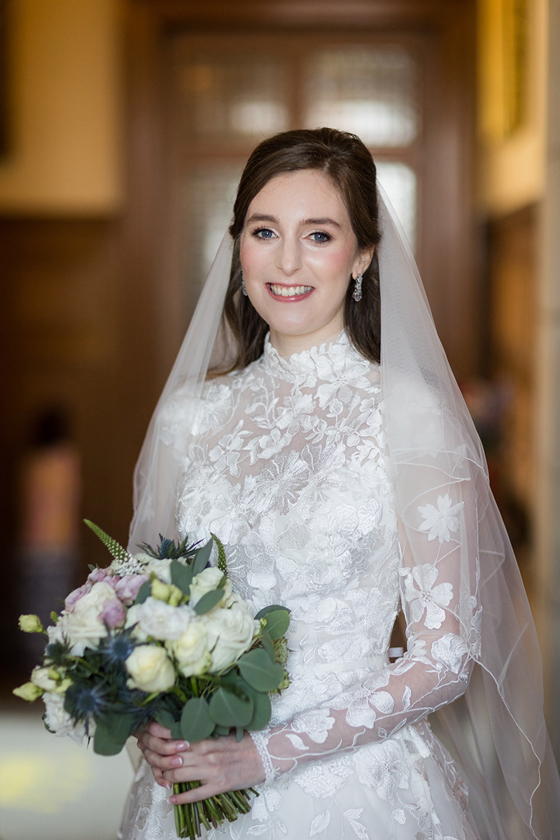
left=127, top=331, right=478, bottom=839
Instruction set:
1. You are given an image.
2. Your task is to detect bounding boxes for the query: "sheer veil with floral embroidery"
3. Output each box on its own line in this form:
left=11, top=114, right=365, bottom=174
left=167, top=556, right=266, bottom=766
left=128, top=181, right=560, bottom=839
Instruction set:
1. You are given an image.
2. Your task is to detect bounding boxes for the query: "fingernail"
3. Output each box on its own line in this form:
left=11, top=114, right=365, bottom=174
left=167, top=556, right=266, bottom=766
left=171, top=756, right=183, bottom=767
left=164, top=781, right=172, bottom=789
left=176, top=741, right=189, bottom=751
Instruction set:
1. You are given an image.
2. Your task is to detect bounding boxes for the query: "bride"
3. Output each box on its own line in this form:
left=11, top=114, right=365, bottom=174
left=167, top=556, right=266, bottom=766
left=119, top=128, right=560, bottom=840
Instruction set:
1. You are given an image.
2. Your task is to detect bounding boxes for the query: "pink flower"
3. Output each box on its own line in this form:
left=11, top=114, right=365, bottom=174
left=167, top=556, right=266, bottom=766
left=114, top=574, right=149, bottom=605
left=101, top=598, right=126, bottom=628
left=65, top=582, right=93, bottom=610
left=88, top=567, right=112, bottom=584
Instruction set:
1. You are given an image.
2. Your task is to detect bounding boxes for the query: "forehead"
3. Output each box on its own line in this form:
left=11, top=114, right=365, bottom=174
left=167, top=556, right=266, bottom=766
left=249, top=169, right=349, bottom=218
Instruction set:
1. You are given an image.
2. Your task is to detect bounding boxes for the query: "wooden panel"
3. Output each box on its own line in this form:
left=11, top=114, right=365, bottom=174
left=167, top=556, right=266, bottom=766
left=0, top=218, right=132, bottom=671
left=487, top=204, right=537, bottom=577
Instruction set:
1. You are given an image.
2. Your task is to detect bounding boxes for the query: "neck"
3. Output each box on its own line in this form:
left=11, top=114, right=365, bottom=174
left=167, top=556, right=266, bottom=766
left=269, top=324, right=344, bottom=358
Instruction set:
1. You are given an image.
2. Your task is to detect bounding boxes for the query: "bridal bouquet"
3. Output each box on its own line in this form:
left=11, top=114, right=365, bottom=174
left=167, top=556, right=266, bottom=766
left=14, top=521, right=290, bottom=839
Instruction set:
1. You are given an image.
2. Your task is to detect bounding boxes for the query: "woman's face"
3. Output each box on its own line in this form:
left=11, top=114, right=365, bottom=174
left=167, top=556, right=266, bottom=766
left=239, top=169, right=373, bottom=356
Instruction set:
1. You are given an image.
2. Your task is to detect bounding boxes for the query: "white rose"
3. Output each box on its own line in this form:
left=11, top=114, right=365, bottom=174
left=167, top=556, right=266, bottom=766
left=125, top=604, right=148, bottom=641
left=134, top=598, right=193, bottom=641
left=168, top=620, right=211, bottom=677
left=65, top=582, right=116, bottom=654
left=43, top=692, right=86, bottom=744
left=189, top=567, right=232, bottom=609
left=203, top=605, right=260, bottom=673
left=144, top=558, right=173, bottom=584
left=47, top=616, right=69, bottom=647
left=126, top=644, right=175, bottom=693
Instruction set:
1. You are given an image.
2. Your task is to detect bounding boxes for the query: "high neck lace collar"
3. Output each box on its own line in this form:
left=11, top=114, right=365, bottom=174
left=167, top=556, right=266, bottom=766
left=261, top=331, right=374, bottom=385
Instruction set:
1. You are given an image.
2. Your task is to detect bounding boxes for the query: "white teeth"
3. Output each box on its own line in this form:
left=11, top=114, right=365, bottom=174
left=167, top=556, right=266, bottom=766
left=270, top=284, right=312, bottom=297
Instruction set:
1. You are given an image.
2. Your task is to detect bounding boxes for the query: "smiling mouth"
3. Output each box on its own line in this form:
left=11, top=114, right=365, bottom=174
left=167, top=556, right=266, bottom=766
left=268, top=283, right=313, bottom=298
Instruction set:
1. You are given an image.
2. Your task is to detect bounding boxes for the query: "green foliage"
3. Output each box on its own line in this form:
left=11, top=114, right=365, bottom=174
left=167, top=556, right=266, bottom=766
left=244, top=687, right=272, bottom=731
left=211, top=533, right=228, bottom=576
left=171, top=560, right=194, bottom=595
left=155, top=708, right=176, bottom=729
left=209, top=688, right=253, bottom=728
left=259, top=630, right=276, bottom=662
left=93, top=712, right=136, bottom=756
left=238, top=649, right=285, bottom=692
left=180, top=697, right=215, bottom=742
left=193, top=589, right=224, bottom=616
left=192, top=540, right=213, bottom=576
left=260, top=609, right=290, bottom=641
left=84, top=520, right=130, bottom=564
left=134, top=581, right=152, bottom=605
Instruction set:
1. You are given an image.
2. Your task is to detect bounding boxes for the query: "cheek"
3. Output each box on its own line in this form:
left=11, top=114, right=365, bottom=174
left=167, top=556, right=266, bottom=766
left=239, top=239, right=263, bottom=275
left=308, top=245, right=356, bottom=281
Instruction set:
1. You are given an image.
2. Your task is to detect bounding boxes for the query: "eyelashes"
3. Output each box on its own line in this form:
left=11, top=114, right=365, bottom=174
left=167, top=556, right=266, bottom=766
left=250, top=227, right=332, bottom=243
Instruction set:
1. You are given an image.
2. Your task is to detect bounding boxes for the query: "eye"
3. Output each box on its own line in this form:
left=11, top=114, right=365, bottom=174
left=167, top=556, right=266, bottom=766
left=252, top=227, right=276, bottom=240
left=309, top=231, right=331, bottom=243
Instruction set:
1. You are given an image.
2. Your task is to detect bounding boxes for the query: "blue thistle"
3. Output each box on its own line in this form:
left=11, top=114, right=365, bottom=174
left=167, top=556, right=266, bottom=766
left=65, top=681, right=110, bottom=733
left=100, top=630, right=136, bottom=667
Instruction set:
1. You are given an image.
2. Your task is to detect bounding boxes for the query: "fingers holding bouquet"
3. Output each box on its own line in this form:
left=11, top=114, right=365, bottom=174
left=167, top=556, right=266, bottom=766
left=158, top=732, right=266, bottom=803
left=136, top=721, right=190, bottom=785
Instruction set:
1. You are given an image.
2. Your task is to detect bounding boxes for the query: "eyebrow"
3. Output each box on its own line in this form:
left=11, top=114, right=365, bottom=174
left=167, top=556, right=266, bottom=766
left=246, top=213, right=342, bottom=229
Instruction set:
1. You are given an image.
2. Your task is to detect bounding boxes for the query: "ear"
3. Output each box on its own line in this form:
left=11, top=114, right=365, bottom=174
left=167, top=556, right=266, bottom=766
left=352, top=246, right=375, bottom=279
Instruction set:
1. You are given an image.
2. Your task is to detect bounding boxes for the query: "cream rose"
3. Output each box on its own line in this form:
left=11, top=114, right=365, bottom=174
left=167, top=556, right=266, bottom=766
left=203, top=604, right=260, bottom=673
left=168, top=620, right=211, bottom=677
left=65, top=582, right=117, bottom=655
left=125, top=645, right=175, bottom=693
left=189, top=567, right=232, bottom=609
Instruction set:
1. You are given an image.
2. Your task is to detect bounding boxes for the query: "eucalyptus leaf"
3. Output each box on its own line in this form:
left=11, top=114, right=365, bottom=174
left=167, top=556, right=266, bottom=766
left=238, top=649, right=284, bottom=692
left=209, top=688, right=254, bottom=728
left=134, top=581, right=152, bottom=605
left=235, top=727, right=244, bottom=742
left=193, top=588, right=224, bottom=616
left=259, top=630, right=276, bottom=662
left=255, top=605, right=289, bottom=620
left=170, top=559, right=193, bottom=595
left=180, top=697, right=215, bottom=742
left=262, top=609, right=290, bottom=641
left=155, top=708, right=176, bottom=729
left=192, top=539, right=213, bottom=576
left=245, top=688, right=272, bottom=731
left=93, top=722, right=124, bottom=756
left=93, top=713, right=136, bottom=756
left=171, top=721, right=182, bottom=740
left=213, top=725, right=230, bottom=737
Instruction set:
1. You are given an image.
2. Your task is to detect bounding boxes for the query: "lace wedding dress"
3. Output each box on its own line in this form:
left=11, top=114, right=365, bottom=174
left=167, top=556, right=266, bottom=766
left=119, top=331, right=480, bottom=840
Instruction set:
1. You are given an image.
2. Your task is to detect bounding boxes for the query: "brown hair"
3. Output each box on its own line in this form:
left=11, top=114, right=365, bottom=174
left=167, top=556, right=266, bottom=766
left=213, top=127, right=381, bottom=373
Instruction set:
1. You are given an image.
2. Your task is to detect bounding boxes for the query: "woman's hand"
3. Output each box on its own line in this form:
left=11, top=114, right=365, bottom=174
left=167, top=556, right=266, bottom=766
left=135, top=721, right=266, bottom=804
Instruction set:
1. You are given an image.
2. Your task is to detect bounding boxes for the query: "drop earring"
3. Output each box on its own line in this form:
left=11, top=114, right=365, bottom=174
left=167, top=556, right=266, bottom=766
left=352, top=273, right=363, bottom=302
left=241, top=270, right=248, bottom=296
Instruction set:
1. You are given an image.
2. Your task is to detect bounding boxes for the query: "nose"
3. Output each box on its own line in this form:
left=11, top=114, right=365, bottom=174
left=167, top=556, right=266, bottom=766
left=276, top=235, right=302, bottom=277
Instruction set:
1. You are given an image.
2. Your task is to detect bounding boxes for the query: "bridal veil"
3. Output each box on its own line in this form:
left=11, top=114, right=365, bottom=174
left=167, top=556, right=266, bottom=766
left=128, top=172, right=560, bottom=839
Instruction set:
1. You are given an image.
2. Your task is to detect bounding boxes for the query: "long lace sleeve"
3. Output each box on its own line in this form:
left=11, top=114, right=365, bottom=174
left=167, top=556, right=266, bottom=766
left=250, top=466, right=481, bottom=782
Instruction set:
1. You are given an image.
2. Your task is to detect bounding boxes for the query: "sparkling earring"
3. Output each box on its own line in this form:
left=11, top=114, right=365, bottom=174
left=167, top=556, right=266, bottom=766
left=241, top=270, right=248, bottom=297
left=352, top=273, right=363, bottom=302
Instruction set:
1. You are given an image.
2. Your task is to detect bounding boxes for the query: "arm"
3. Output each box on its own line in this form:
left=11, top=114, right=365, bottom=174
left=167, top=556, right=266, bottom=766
left=139, top=468, right=481, bottom=801
left=250, top=467, right=481, bottom=782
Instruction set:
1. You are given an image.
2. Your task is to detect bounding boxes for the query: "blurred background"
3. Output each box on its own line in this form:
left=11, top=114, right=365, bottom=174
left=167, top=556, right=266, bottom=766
left=0, top=0, right=559, bottom=837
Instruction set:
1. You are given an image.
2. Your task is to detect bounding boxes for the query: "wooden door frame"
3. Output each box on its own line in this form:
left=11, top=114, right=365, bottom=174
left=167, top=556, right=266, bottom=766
left=120, top=0, right=477, bottom=436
